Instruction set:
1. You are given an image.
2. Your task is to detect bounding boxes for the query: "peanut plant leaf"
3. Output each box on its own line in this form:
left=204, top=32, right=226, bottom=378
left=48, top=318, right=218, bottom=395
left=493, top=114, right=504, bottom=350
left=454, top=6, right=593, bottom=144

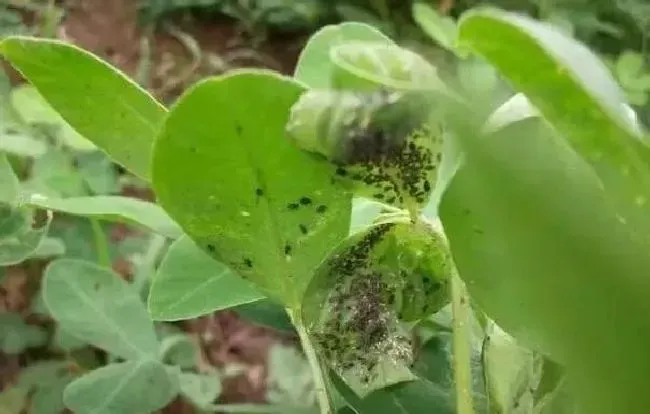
left=330, top=42, right=450, bottom=93
left=10, top=84, right=96, bottom=152
left=412, top=3, right=459, bottom=54
left=18, top=361, right=78, bottom=414
left=42, top=259, right=160, bottom=360
left=0, top=154, right=19, bottom=205
left=152, top=69, right=351, bottom=307
left=458, top=8, right=650, bottom=249
left=0, top=206, right=52, bottom=266
left=179, top=373, right=222, bottom=410
left=63, top=359, right=179, bottom=414
left=24, top=194, right=183, bottom=239
left=439, top=118, right=650, bottom=413
left=148, top=235, right=263, bottom=321
left=293, top=22, right=393, bottom=88
left=0, top=313, right=48, bottom=354
left=302, top=220, right=453, bottom=397
left=0, top=36, right=167, bottom=180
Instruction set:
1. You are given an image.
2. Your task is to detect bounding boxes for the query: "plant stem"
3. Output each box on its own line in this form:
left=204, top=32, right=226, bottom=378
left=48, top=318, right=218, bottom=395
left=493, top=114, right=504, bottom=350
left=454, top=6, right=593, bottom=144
left=450, top=267, right=475, bottom=414
left=288, top=309, right=332, bottom=414
left=90, top=218, right=111, bottom=268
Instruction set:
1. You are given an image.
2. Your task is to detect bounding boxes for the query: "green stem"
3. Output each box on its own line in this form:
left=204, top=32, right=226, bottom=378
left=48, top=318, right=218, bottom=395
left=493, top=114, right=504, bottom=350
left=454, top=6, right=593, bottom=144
left=450, top=267, right=475, bottom=414
left=288, top=309, right=332, bottom=414
left=90, top=219, right=111, bottom=268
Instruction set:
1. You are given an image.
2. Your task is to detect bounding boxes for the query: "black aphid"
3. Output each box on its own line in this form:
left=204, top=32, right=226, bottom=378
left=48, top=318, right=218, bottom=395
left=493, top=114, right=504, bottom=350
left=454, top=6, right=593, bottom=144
left=316, top=205, right=328, bottom=213
left=299, top=224, right=308, bottom=235
left=299, top=196, right=312, bottom=205
left=287, top=203, right=299, bottom=210
left=243, top=258, right=253, bottom=268
left=207, top=244, right=216, bottom=253
left=256, top=188, right=264, bottom=196
left=284, top=244, right=292, bottom=255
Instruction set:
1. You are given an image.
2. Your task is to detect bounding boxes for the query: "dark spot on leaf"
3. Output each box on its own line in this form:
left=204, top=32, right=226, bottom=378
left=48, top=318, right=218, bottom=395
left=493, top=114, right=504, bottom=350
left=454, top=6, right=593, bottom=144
left=235, top=123, right=243, bottom=135
left=207, top=244, right=216, bottom=253
left=94, top=282, right=100, bottom=291
left=256, top=188, right=264, bottom=196
left=190, top=147, right=197, bottom=153
left=336, top=167, right=347, bottom=176
left=284, top=244, right=292, bottom=255
left=299, top=224, right=308, bottom=235
left=316, top=205, right=327, bottom=213
left=299, top=196, right=312, bottom=205
left=373, top=193, right=384, bottom=200
left=423, top=180, right=431, bottom=192
left=287, top=203, right=299, bottom=210
left=244, top=258, right=253, bottom=268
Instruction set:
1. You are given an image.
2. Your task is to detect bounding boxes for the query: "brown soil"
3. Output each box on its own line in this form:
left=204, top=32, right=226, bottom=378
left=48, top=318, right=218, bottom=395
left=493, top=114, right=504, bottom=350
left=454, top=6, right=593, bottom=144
left=1, top=1, right=309, bottom=412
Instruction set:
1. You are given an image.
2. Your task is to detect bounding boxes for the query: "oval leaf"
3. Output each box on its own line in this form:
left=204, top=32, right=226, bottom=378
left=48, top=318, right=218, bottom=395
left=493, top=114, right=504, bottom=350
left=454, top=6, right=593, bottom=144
left=148, top=235, right=263, bottom=321
left=152, top=69, right=351, bottom=306
left=458, top=9, right=650, bottom=249
left=0, top=36, right=167, bottom=180
left=293, top=22, right=393, bottom=88
left=25, top=194, right=183, bottom=239
left=42, top=259, right=159, bottom=360
left=63, top=359, right=178, bottom=414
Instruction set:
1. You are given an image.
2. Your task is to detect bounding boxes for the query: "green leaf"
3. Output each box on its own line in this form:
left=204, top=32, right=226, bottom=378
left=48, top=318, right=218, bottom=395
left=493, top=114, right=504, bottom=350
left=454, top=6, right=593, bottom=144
left=439, top=118, right=650, bottom=413
left=0, top=387, right=26, bottom=414
left=179, top=372, right=222, bottom=410
left=10, top=84, right=96, bottom=151
left=23, top=149, right=86, bottom=197
left=0, top=313, right=48, bottom=353
left=302, top=220, right=453, bottom=397
left=232, top=299, right=295, bottom=333
left=152, top=69, right=351, bottom=306
left=293, top=22, right=393, bottom=89
left=412, top=3, right=458, bottom=54
left=285, top=89, right=443, bottom=212
left=76, top=151, right=120, bottom=195
left=0, top=130, right=47, bottom=158
left=29, top=236, right=66, bottom=259
left=482, top=321, right=542, bottom=413
left=25, top=194, right=183, bottom=239
left=457, top=9, right=650, bottom=250
left=0, top=154, right=19, bottom=205
left=18, top=361, right=78, bottom=414
left=0, top=206, right=52, bottom=266
left=63, top=359, right=179, bottom=414
left=0, top=36, right=167, bottom=180
left=330, top=42, right=450, bottom=92
left=148, top=235, right=263, bottom=321
left=159, top=333, right=197, bottom=369
left=42, top=259, right=160, bottom=360
left=266, top=344, right=316, bottom=408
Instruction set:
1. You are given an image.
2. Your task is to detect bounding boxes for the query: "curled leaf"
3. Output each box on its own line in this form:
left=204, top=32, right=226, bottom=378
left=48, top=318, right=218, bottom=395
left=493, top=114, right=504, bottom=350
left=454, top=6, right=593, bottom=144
left=302, top=220, right=452, bottom=397
left=286, top=89, right=443, bottom=212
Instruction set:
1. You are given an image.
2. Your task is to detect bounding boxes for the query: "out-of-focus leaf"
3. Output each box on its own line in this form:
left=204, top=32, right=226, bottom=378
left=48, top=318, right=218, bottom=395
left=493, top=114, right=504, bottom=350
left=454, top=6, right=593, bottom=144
left=0, top=313, right=48, bottom=354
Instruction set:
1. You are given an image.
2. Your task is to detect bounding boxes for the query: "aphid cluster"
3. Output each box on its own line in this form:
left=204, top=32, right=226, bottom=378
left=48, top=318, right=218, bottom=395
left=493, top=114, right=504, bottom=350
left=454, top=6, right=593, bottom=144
left=312, top=224, right=413, bottom=385
left=286, top=88, right=443, bottom=210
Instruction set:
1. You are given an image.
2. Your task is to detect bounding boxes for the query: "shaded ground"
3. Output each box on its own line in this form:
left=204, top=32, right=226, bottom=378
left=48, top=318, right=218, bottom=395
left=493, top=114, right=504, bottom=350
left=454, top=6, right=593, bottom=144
left=1, top=0, right=310, bottom=412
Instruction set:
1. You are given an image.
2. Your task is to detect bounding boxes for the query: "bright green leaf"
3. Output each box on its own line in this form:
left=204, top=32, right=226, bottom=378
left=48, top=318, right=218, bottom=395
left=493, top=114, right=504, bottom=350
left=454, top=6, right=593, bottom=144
left=152, top=70, right=351, bottom=306
left=0, top=36, right=167, bottom=180
left=63, top=359, right=179, bottom=414
left=293, top=22, right=393, bottom=88
left=25, top=194, right=183, bottom=239
left=148, top=235, right=263, bottom=321
left=42, top=259, right=160, bottom=360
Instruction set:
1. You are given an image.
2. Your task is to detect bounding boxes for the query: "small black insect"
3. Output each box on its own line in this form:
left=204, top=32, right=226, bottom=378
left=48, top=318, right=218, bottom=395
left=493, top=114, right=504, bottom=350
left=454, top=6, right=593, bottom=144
left=256, top=188, right=264, bottom=196
left=299, top=196, right=312, bottom=205
left=287, top=203, right=299, bottom=210
left=299, top=224, right=308, bottom=235
left=316, top=205, right=328, bottom=213
left=335, top=167, right=347, bottom=176
left=243, top=258, right=253, bottom=268
left=284, top=243, right=292, bottom=255
left=206, top=244, right=216, bottom=253
left=235, top=123, right=243, bottom=135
